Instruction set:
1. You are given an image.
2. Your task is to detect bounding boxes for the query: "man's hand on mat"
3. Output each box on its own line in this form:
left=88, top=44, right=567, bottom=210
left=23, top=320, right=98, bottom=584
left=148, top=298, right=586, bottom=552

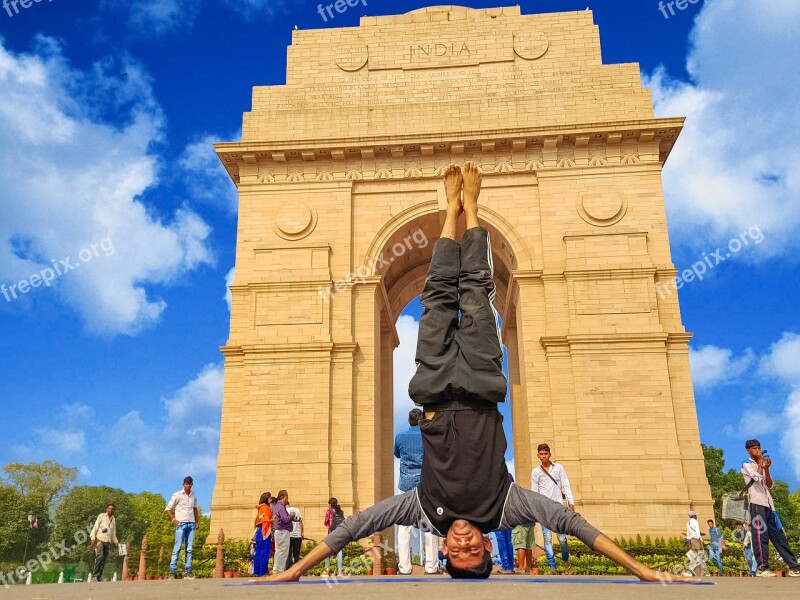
left=260, top=569, right=301, bottom=582
left=637, top=567, right=701, bottom=584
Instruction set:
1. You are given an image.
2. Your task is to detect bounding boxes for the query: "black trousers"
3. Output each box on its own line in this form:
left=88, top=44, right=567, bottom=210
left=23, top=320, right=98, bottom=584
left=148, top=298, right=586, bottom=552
left=93, top=541, right=110, bottom=580
left=409, top=227, right=506, bottom=406
left=750, top=504, right=799, bottom=570
left=285, top=536, right=302, bottom=569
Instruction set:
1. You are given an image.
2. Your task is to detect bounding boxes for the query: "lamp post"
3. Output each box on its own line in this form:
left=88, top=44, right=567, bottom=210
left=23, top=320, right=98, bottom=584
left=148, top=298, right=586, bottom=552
left=22, top=512, right=35, bottom=568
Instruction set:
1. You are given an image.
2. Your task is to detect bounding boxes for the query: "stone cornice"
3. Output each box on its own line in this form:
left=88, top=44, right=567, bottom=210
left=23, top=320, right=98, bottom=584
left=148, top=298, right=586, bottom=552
left=216, top=118, right=682, bottom=185
left=541, top=332, right=672, bottom=356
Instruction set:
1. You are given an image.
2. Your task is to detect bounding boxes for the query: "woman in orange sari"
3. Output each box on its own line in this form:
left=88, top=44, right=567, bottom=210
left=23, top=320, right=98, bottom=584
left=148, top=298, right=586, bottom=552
left=253, top=492, right=274, bottom=576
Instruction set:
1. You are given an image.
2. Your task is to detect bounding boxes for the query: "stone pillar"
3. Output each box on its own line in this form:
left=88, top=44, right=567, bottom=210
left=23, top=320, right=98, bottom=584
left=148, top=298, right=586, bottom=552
left=137, top=536, right=147, bottom=582
left=214, top=530, right=225, bottom=579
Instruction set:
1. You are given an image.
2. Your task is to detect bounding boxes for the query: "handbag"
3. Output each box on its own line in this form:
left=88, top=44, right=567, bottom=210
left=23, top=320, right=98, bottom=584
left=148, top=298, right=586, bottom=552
left=721, top=476, right=756, bottom=522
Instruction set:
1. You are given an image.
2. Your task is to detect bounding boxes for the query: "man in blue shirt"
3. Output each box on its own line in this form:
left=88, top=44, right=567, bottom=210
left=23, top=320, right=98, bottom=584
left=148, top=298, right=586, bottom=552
left=394, top=408, right=440, bottom=574
left=706, top=519, right=724, bottom=575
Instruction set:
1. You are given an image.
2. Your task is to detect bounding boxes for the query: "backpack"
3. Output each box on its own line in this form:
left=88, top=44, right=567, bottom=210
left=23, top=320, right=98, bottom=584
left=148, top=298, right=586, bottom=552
left=331, top=510, right=345, bottom=531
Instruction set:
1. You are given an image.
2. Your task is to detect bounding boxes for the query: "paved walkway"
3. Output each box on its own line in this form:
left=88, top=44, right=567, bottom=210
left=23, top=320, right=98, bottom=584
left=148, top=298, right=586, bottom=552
left=1, top=575, right=795, bottom=599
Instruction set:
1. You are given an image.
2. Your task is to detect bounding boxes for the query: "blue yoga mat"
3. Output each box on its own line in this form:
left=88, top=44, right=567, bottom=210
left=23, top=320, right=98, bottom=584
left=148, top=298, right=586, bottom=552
left=232, top=576, right=714, bottom=586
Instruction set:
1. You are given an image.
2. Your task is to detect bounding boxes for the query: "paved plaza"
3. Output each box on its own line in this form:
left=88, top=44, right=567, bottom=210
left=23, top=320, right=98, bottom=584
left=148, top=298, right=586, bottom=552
left=1, top=576, right=796, bottom=600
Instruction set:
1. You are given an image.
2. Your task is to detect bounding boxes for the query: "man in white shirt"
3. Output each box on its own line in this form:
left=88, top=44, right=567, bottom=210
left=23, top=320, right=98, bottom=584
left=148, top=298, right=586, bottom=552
left=90, top=504, right=119, bottom=581
left=531, top=443, right=575, bottom=573
left=165, top=476, right=199, bottom=579
left=285, top=505, right=304, bottom=570
left=741, top=439, right=800, bottom=577
left=685, top=511, right=706, bottom=577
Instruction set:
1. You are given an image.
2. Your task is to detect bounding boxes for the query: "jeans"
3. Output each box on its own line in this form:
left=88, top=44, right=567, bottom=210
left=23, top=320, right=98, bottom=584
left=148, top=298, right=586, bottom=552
left=743, top=547, right=756, bottom=576
left=93, top=542, right=110, bottom=581
left=708, top=545, right=724, bottom=574
left=170, top=522, right=196, bottom=574
left=325, top=550, right=343, bottom=573
left=494, top=529, right=514, bottom=572
left=542, top=526, right=569, bottom=570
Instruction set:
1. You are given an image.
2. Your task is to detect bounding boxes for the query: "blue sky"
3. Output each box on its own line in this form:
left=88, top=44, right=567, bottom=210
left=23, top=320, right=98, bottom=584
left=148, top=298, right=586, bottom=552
left=1, top=0, right=798, bottom=512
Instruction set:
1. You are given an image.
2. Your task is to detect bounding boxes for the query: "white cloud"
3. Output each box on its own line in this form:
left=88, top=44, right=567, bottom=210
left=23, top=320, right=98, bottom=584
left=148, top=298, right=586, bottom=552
left=757, top=333, right=800, bottom=479
left=224, top=267, right=235, bottom=311
left=722, top=409, right=782, bottom=439
left=101, top=0, right=202, bottom=33
left=689, top=345, right=754, bottom=389
left=36, top=429, right=85, bottom=454
left=393, top=315, right=420, bottom=437
left=108, top=363, right=224, bottom=480
left=648, top=0, right=800, bottom=260
left=219, top=0, right=283, bottom=18
left=758, top=332, right=800, bottom=385
left=178, top=133, right=239, bottom=214
left=0, top=38, right=213, bottom=335
left=79, top=465, right=92, bottom=479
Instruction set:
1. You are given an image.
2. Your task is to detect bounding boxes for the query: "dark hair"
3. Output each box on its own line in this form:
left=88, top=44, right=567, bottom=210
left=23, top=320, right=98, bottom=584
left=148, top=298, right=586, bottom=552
left=277, top=489, right=288, bottom=500
left=408, top=408, right=423, bottom=426
left=328, top=497, right=343, bottom=515
left=259, top=492, right=271, bottom=505
left=745, top=439, right=761, bottom=449
left=445, top=550, right=493, bottom=579
left=328, top=497, right=339, bottom=508
left=107, top=504, right=116, bottom=509
left=537, top=443, right=551, bottom=453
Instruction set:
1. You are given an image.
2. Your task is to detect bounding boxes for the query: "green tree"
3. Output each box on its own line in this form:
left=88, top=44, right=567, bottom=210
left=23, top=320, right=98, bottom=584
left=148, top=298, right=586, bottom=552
left=0, top=486, right=28, bottom=562
left=772, top=481, right=800, bottom=541
left=702, top=444, right=745, bottom=523
left=2, top=461, right=78, bottom=510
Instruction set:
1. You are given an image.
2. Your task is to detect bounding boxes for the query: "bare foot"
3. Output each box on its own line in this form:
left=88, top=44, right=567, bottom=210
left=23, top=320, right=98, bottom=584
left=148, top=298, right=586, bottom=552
left=443, top=164, right=463, bottom=216
left=462, top=161, right=482, bottom=229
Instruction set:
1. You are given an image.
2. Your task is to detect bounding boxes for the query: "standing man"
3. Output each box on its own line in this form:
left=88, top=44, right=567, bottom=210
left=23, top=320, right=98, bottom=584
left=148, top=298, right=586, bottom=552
left=90, top=503, right=119, bottom=581
left=685, top=511, right=706, bottom=577
left=531, top=443, right=575, bottom=573
left=706, top=519, right=724, bottom=575
left=166, top=476, right=199, bottom=579
left=738, top=522, right=757, bottom=577
left=285, top=503, right=304, bottom=570
left=272, top=490, right=294, bottom=574
left=394, top=408, right=440, bottom=575
left=741, top=439, right=800, bottom=577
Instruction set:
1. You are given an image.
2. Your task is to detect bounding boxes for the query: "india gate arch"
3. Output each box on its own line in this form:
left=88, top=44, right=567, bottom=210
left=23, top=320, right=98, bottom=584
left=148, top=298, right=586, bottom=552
left=210, top=5, right=713, bottom=544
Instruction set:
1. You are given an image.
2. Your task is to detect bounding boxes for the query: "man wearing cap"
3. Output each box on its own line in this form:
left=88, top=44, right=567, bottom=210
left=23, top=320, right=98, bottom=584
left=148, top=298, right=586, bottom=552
left=166, top=476, right=200, bottom=579
left=685, top=511, right=706, bottom=577
left=741, top=439, right=800, bottom=577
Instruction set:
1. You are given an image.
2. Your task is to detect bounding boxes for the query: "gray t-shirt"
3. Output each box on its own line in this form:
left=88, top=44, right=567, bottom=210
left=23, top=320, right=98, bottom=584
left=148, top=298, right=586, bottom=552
left=323, top=482, right=600, bottom=554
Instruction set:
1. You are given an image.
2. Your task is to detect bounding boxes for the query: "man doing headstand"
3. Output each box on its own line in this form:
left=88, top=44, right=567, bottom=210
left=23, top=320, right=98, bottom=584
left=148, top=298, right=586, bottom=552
left=264, top=162, right=692, bottom=583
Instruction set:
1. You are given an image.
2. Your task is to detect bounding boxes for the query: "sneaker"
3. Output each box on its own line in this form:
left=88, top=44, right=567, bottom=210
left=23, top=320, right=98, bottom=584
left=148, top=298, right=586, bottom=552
left=184, top=574, right=195, bottom=580
left=788, top=569, right=800, bottom=577
left=756, top=569, right=776, bottom=578
left=168, top=573, right=177, bottom=580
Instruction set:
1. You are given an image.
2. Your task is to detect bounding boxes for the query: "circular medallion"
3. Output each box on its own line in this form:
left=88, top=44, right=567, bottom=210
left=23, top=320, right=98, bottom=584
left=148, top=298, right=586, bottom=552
left=274, top=203, right=318, bottom=240
left=577, top=188, right=627, bottom=227
left=335, top=42, right=369, bottom=72
left=513, top=33, right=549, bottom=60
